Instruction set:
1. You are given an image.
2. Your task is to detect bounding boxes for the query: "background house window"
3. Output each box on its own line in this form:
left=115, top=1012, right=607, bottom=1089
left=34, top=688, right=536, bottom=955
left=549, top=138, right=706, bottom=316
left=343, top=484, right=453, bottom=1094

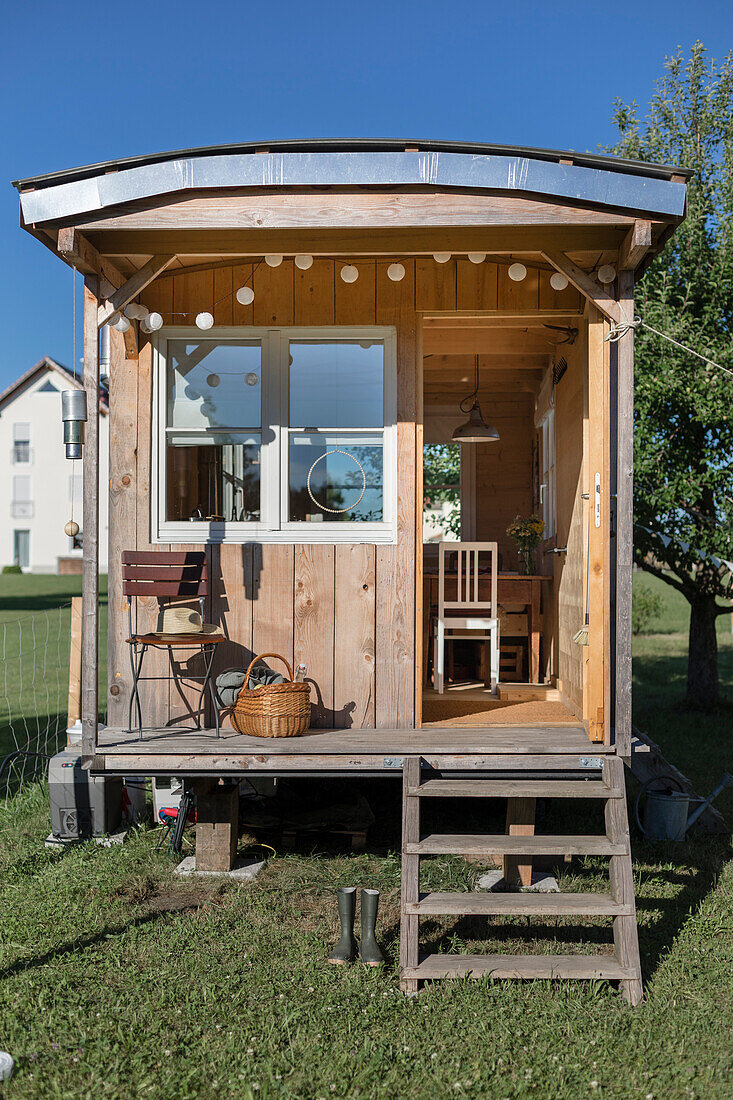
left=156, top=329, right=395, bottom=542
left=11, top=474, right=32, bottom=518
left=13, top=530, right=30, bottom=569
left=12, top=423, right=30, bottom=464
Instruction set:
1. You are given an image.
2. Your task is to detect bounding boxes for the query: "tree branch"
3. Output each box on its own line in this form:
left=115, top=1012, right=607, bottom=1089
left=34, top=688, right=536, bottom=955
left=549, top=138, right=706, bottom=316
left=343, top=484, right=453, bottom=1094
left=636, top=556, right=690, bottom=597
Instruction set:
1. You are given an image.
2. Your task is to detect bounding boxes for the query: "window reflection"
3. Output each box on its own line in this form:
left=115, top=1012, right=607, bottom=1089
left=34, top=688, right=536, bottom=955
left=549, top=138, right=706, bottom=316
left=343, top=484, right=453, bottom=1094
left=166, top=435, right=261, bottom=521
left=289, top=434, right=383, bottom=522
left=289, top=342, right=383, bottom=428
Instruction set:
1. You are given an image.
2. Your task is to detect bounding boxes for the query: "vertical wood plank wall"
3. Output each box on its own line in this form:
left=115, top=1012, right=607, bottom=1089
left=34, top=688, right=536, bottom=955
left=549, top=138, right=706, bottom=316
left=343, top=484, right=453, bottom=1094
left=105, top=260, right=581, bottom=730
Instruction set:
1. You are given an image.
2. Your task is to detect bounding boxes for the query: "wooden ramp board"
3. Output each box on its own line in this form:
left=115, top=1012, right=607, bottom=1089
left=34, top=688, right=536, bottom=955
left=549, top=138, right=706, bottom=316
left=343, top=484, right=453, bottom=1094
left=402, top=954, right=635, bottom=981
left=407, top=892, right=633, bottom=916
left=409, top=779, right=622, bottom=798
left=407, top=834, right=626, bottom=856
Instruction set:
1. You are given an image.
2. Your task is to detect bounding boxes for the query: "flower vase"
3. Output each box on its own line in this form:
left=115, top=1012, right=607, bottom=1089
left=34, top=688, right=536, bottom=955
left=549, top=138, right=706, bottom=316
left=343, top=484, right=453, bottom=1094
left=518, top=548, right=536, bottom=575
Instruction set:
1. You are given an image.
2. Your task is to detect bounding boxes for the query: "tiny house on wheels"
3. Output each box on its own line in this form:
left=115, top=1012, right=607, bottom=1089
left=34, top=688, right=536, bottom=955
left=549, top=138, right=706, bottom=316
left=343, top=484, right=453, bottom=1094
left=14, top=139, right=688, bottom=998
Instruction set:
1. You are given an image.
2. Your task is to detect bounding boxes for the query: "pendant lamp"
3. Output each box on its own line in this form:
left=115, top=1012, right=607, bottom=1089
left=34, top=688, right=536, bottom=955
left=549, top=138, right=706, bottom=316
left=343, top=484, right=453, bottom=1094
left=452, top=355, right=500, bottom=443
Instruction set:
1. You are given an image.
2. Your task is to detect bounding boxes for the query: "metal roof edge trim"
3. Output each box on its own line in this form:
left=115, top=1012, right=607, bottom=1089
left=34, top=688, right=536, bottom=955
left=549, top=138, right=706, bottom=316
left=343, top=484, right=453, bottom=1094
left=18, top=149, right=687, bottom=226
left=12, top=138, right=692, bottom=191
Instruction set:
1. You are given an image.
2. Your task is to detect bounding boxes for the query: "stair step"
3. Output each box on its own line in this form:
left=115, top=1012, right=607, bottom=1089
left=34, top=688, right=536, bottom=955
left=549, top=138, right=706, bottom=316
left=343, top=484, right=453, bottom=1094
left=409, top=779, right=622, bottom=799
left=402, top=953, right=634, bottom=982
left=406, top=834, right=626, bottom=856
left=407, top=891, right=633, bottom=916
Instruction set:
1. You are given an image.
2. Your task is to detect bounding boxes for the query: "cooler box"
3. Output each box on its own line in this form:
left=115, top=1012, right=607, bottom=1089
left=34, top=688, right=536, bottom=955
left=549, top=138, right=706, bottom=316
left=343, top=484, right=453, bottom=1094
left=48, top=750, right=123, bottom=840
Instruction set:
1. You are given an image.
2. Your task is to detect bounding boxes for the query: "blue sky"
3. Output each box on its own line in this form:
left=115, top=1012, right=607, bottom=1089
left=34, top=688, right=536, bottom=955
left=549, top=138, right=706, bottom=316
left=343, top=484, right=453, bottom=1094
left=1, top=0, right=731, bottom=388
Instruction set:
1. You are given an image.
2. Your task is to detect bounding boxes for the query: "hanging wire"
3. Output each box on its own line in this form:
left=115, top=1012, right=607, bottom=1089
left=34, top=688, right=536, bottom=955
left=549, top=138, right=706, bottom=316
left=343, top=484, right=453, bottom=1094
left=606, top=314, right=733, bottom=379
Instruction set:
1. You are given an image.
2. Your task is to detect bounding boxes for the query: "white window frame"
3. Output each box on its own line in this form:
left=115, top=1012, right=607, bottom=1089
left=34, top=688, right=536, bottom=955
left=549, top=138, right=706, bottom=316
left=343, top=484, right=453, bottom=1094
left=152, top=326, right=397, bottom=544
left=539, top=408, right=556, bottom=539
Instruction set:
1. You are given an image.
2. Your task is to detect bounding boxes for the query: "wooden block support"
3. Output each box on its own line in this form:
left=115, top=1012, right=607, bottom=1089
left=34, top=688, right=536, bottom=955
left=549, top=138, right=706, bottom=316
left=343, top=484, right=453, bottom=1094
left=67, top=597, right=82, bottom=729
left=503, top=796, right=537, bottom=887
left=194, top=779, right=239, bottom=872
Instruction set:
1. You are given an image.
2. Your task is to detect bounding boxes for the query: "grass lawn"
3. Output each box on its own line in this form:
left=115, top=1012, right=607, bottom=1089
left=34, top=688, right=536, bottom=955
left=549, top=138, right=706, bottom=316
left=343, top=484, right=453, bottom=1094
left=0, top=574, right=730, bottom=1099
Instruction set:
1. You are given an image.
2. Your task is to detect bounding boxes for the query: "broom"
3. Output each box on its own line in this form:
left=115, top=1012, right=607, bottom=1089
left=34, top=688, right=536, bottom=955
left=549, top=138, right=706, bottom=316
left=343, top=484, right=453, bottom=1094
left=573, top=515, right=590, bottom=646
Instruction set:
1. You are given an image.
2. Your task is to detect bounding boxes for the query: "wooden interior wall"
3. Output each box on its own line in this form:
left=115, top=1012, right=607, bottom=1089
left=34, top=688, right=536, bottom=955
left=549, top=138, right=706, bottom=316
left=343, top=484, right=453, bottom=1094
left=553, top=324, right=588, bottom=714
left=106, top=258, right=581, bottom=730
left=472, top=392, right=535, bottom=568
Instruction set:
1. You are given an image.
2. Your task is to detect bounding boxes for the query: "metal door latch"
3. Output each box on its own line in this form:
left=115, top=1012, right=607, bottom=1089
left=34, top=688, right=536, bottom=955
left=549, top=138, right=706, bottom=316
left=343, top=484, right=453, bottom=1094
left=383, top=757, right=404, bottom=769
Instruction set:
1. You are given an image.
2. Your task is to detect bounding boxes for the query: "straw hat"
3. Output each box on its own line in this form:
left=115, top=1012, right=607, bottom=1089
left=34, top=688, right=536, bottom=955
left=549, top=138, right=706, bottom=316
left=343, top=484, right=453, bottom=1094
left=153, top=604, right=219, bottom=635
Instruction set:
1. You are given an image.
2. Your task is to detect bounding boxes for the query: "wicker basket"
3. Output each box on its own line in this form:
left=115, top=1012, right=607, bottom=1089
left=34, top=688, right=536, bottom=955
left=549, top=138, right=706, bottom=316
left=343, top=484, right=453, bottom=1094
left=231, top=653, right=311, bottom=738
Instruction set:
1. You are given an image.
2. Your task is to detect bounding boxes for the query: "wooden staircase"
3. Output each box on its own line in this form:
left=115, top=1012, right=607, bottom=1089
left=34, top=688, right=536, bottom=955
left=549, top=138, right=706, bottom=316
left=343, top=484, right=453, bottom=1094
left=399, top=755, right=643, bottom=1003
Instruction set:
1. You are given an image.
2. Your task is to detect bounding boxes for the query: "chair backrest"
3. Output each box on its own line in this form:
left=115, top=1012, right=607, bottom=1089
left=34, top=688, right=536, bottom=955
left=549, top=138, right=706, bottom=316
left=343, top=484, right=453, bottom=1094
left=122, top=551, right=208, bottom=600
left=438, top=541, right=498, bottom=617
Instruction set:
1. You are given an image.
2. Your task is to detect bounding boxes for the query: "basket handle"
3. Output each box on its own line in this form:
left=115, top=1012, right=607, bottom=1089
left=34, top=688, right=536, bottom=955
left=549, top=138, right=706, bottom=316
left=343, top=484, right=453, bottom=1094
left=243, top=652, right=294, bottom=686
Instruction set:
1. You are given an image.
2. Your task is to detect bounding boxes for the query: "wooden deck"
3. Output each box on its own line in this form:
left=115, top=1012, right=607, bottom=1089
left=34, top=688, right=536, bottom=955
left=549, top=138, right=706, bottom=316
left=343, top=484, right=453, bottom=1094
left=93, top=723, right=608, bottom=776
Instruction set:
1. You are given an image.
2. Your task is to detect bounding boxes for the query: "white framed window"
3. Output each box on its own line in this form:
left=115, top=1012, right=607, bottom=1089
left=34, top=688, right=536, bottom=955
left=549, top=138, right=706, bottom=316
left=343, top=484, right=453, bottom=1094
left=152, top=327, right=397, bottom=544
left=12, top=423, right=31, bottom=465
left=539, top=409, right=556, bottom=539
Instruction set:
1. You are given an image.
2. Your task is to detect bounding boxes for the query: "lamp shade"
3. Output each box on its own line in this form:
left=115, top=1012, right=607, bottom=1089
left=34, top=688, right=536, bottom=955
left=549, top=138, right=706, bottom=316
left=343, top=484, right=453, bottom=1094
left=451, top=401, right=500, bottom=443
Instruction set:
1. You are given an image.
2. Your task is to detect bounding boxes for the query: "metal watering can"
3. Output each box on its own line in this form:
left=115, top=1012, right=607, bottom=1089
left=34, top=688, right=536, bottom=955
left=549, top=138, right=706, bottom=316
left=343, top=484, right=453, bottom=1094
left=635, top=773, right=732, bottom=841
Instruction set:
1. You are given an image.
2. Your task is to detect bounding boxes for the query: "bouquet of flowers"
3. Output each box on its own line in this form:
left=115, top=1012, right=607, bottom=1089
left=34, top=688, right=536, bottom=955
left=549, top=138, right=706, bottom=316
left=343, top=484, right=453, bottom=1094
left=506, top=514, right=545, bottom=574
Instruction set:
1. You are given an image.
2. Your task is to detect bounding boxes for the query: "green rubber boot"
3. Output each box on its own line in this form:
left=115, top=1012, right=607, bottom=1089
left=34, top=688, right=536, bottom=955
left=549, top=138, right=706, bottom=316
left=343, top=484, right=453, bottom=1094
left=328, top=887, right=357, bottom=964
left=359, top=888, right=384, bottom=966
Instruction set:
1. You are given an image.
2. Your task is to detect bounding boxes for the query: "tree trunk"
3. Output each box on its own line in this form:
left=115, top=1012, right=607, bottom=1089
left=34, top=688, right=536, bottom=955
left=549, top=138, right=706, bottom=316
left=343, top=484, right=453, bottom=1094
left=686, top=594, right=719, bottom=707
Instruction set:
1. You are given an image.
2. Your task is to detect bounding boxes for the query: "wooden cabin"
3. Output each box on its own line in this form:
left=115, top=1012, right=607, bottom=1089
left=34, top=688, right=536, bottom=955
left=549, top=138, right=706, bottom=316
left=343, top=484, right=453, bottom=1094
left=14, top=140, right=687, bottom=998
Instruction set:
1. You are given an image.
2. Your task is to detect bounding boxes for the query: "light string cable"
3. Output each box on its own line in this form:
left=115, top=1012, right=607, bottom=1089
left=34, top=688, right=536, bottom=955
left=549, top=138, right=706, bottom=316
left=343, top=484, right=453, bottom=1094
left=165, top=260, right=265, bottom=317
left=606, top=309, right=733, bottom=380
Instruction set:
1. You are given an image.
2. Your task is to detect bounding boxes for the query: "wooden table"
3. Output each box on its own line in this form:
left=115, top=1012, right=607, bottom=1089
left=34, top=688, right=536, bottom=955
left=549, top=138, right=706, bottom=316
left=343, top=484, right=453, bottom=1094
left=423, top=571, right=552, bottom=684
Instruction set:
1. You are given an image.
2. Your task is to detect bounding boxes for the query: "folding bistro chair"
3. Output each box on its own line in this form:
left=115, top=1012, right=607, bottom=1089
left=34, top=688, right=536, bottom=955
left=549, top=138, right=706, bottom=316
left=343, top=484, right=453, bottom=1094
left=123, top=551, right=225, bottom=739
left=433, top=541, right=500, bottom=694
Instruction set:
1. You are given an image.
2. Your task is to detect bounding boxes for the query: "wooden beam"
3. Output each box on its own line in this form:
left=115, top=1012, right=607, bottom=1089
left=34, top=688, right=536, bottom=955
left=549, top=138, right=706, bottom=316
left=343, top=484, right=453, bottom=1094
left=86, top=226, right=627, bottom=257
left=615, top=270, right=634, bottom=758
left=82, top=276, right=100, bottom=764
left=97, top=253, right=175, bottom=326
left=67, top=596, right=82, bottom=729
left=57, top=227, right=102, bottom=276
left=541, top=251, right=623, bottom=326
left=194, top=779, right=239, bottom=871
left=619, top=220, right=652, bottom=271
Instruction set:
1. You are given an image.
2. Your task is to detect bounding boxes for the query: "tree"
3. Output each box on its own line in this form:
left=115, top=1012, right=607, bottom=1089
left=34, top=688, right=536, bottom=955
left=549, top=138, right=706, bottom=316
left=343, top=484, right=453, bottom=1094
left=608, top=43, right=733, bottom=707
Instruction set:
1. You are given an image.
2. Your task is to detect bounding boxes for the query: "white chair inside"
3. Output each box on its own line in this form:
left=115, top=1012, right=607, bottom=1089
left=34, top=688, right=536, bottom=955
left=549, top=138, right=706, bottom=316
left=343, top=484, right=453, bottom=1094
left=432, top=541, right=500, bottom=695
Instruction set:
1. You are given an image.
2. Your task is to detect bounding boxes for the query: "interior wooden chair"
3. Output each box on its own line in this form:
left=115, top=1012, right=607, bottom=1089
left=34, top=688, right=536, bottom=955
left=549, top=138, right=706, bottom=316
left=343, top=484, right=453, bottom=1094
left=123, top=551, right=225, bottom=739
left=433, top=541, right=500, bottom=694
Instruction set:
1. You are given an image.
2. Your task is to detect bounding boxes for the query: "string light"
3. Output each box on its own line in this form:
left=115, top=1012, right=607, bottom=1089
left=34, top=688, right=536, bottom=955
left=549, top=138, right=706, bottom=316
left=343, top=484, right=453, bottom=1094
left=550, top=272, right=569, bottom=291
left=508, top=262, right=527, bottom=282
left=196, top=312, right=214, bottom=330
left=112, top=314, right=131, bottom=333
left=467, top=252, right=486, bottom=264
left=236, top=286, right=255, bottom=305
left=340, top=264, right=359, bottom=283
left=433, top=252, right=451, bottom=263
left=265, top=254, right=283, bottom=267
left=295, top=254, right=314, bottom=270
left=387, top=262, right=406, bottom=281
left=147, top=312, right=163, bottom=331
left=598, top=264, right=617, bottom=284
left=124, top=302, right=148, bottom=320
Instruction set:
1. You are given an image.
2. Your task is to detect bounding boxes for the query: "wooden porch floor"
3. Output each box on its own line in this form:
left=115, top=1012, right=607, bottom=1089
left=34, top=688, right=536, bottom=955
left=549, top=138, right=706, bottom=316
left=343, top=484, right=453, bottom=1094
left=94, top=722, right=608, bottom=776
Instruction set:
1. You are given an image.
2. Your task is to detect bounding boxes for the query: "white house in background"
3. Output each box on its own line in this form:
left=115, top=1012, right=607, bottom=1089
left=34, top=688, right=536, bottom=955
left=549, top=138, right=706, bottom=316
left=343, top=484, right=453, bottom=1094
left=0, top=357, right=109, bottom=573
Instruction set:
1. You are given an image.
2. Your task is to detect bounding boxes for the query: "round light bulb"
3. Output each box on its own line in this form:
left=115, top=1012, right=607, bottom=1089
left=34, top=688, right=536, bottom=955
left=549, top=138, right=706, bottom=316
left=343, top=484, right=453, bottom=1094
left=467, top=252, right=486, bottom=264
left=598, top=264, right=617, bottom=284
left=246, top=372, right=259, bottom=386
left=550, top=271, right=569, bottom=291
left=112, top=315, right=131, bottom=333
left=124, top=302, right=148, bottom=320
left=236, top=285, right=255, bottom=306
left=295, top=254, right=314, bottom=270
left=64, top=520, right=80, bottom=538
left=387, top=262, right=406, bottom=282
left=206, top=373, right=220, bottom=388
left=139, top=318, right=152, bottom=334
left=196, top=312, right=214, bottom=330
left=340, top=264, right=359, bottom=283
left=508, top=262, right=527, bottom=282
left=433, top=252, right=452, bottom=264
left=265, top=254, right=283, bottom=267
left=147, top=312, right=163, bottom=331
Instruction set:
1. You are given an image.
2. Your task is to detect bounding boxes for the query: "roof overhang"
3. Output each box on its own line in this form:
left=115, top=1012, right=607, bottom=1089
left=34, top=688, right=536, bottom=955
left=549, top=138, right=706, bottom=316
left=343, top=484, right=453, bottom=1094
left=16, top=148, right=688, bottom=227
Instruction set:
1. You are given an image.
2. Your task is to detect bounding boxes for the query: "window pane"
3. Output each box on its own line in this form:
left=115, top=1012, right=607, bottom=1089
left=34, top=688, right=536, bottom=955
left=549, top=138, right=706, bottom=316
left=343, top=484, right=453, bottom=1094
left=166, top=434, right=260, bottom=521
left=168, top=341, right=261, bottom=429
left=289, top=342, right=383, bottom=428
left=289, top=433, right=383, bottom=523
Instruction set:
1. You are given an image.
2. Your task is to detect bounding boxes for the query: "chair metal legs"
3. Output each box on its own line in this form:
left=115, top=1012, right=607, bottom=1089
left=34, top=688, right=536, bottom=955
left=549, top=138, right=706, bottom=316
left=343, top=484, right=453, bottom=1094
left=127, top=641, right=220, bottom=739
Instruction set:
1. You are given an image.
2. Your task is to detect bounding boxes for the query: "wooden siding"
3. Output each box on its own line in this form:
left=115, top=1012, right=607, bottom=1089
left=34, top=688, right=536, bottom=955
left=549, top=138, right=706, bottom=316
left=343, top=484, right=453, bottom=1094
left=106, top=259, right=581, bottom=730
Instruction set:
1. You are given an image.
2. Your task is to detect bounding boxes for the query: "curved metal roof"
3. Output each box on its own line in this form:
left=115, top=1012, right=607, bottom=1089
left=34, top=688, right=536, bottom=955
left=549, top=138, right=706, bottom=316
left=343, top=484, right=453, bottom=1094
left=12, top=137, right=691, bottom=191
left=14, top=140, right=689, bottom=227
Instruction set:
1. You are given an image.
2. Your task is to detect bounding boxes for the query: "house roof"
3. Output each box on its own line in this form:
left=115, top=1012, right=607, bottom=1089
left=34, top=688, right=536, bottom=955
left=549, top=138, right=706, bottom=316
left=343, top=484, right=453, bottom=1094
left=0, top=356, right=109, bottom=414
left=13, top=138, right=689, bottom=226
